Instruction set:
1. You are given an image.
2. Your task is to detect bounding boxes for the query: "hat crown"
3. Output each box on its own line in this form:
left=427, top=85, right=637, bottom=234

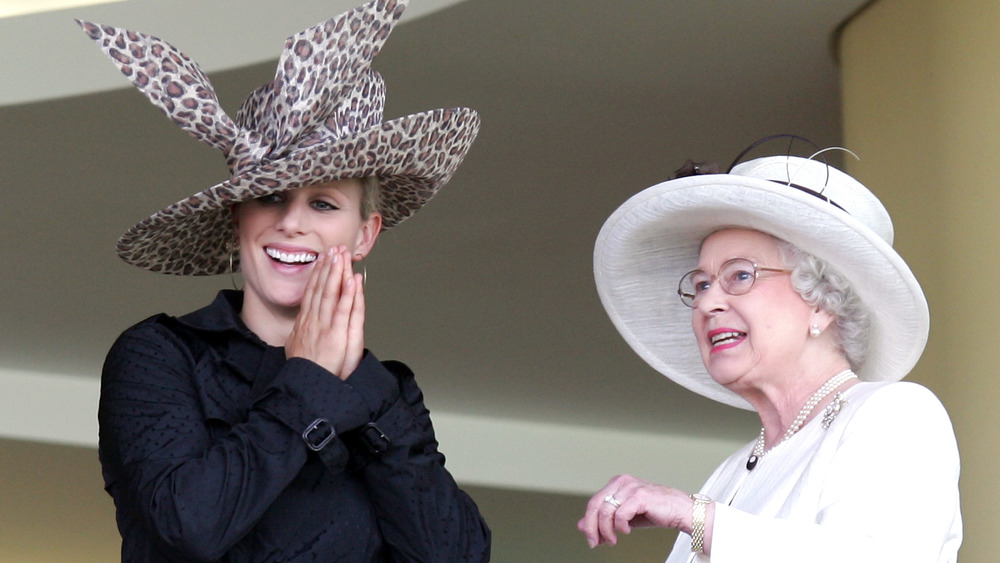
left=731, top=156, right=894, bottom=245
left=228, top=69, right=387, bottom=175
left=226, top=3, right=400, bottom=174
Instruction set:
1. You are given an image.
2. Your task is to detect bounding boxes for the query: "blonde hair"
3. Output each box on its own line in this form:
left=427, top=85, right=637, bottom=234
left=359, top=176, right=381, bottom=220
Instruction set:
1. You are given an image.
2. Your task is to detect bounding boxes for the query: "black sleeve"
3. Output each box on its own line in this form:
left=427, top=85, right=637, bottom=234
left=99, top=319, right=399, bottom=561
left=344, top=360, right=492, bottom=562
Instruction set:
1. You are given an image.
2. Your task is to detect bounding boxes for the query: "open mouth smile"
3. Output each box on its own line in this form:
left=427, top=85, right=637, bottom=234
left=709, top=330, right=746, bottom=351
left=265, top=247, right=318, bottom=265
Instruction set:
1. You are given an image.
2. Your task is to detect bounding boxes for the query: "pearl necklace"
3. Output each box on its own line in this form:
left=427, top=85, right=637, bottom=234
left=746, top=369, right=857, bottom=471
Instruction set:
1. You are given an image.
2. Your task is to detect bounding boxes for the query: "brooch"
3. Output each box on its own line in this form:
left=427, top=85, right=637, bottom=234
left=821, top=391, right=848, bottom=429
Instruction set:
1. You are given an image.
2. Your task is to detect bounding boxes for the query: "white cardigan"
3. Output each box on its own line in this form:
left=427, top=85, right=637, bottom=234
left=666, top=381, right=962, bottom=563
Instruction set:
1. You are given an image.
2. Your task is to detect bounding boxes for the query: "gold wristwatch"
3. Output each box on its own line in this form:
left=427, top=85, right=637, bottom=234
left=690, top=493, right=712, bottom=553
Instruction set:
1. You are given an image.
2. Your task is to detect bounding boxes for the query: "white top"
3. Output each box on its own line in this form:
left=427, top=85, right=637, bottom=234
left=666, top=382, right=962, bottom=563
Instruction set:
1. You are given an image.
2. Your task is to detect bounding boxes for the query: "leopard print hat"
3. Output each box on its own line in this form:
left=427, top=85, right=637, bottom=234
left=79, top=0, right=480, bottom=275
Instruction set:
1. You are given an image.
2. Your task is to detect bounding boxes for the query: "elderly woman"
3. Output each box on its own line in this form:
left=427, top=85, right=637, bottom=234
left=578, top=148, right=961, bottom=562
left=81, top=1, right=490, bottom=560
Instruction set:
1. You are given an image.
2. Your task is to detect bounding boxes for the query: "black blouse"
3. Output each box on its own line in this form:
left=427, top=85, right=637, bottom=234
left=98, top=291, right=490, bottom=562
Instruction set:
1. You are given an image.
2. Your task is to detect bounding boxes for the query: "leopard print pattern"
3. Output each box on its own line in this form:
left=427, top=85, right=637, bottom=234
left=76, top=21, right=237, bottom=155
left=80, top=0, right=480, bottom=276
left=118, top=107, right=480, bottom=275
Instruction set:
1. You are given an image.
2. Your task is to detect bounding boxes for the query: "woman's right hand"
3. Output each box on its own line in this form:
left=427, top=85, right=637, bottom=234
left=578, top=474, right=709, bottom=550
left=285, top=245, right=366, bottom=380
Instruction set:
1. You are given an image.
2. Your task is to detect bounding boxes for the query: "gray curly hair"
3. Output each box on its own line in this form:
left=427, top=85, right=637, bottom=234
left=777, top=240, right=871, bottom=369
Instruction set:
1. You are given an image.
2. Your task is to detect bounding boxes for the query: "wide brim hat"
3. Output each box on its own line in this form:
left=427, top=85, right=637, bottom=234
left=593, top=154, right=929, bottom=410
left=79, top=0, right=479, bottom=275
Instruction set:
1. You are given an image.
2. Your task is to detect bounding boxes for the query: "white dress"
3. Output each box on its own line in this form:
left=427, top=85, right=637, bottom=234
left=665, top=381, right=962, bottom=563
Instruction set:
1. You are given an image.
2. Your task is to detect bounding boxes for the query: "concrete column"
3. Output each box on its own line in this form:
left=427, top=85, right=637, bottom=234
left=840, top=1, right=1000, bottom=560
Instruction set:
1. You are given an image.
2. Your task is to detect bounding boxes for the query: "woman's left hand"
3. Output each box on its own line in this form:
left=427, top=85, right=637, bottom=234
left=577, top=474, right=694, bottom=548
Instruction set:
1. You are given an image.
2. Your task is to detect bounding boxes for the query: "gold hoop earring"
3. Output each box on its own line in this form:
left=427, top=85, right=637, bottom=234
left=228, top=241, right=242, bottom=291
left=354, top=254, right=367, bottom=287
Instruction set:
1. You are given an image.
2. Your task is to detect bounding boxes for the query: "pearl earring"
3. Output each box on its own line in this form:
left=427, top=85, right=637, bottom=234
left=809, top=323, right=821, bottom=338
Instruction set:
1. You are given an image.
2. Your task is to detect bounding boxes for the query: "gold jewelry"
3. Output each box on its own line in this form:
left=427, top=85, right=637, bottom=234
left=690, top=493, right=711, bottom=553
left=354, top=254, right=367, bottom=287
left=228, top=240, right=242, bottom=290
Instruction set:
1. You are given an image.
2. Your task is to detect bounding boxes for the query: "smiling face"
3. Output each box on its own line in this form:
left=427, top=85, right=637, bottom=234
left=233, top=178, right=381, bottom=318
left=691, top=228, right=825, bottom=395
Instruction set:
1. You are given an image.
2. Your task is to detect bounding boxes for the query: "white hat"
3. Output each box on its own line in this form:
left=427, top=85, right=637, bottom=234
left=593, top=154, right=929, bottom=409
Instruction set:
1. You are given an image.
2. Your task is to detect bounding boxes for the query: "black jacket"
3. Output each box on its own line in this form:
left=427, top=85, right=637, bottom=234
left=99, top=291, right=490, bottom=562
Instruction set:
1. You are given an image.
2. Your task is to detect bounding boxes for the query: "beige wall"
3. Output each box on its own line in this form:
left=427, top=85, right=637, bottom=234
left=840, top=1, right=1000, bottom=560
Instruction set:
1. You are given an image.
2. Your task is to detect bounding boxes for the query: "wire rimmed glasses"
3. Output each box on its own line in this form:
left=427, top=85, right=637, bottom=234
left=677, top=258, right=791, bottom=308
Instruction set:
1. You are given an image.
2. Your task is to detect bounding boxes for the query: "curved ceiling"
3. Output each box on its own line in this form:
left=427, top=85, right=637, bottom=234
left=0, top=0, right=465, bottom=105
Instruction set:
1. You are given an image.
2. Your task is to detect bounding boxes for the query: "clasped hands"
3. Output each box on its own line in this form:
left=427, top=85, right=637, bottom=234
left=285, top=246, right=365, bottom=380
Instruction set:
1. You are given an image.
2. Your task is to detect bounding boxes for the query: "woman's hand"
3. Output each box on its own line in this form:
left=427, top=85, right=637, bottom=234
left=577, top=474, right=703, bottom=549
left=285, top=246, right=366, bottom=380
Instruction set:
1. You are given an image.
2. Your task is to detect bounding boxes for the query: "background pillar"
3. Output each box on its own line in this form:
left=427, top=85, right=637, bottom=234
left=840, top=1, right=1000, bottom=560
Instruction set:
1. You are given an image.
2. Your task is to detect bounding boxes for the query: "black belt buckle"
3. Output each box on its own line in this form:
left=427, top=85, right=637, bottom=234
left=302, top=418, right=336, bottom=451
left=360, top=422, right=391, bottom=455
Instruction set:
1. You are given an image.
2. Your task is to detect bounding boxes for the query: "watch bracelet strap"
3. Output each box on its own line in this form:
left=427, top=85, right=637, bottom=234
left=690, top=494, right=709, bottom=553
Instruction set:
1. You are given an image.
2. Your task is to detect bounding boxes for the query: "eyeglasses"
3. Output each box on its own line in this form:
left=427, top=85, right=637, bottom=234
left=677, top=258, right=791, bottom=308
